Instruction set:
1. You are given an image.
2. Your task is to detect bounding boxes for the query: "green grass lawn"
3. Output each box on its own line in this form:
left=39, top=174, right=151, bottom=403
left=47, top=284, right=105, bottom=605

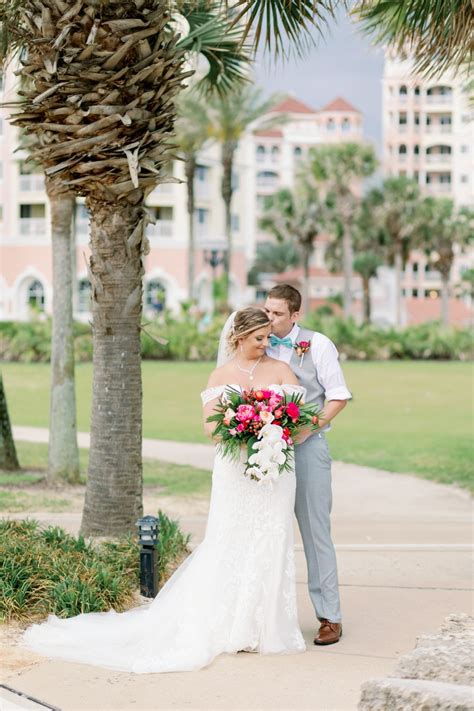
left=2, top=361, right=473, bottom=490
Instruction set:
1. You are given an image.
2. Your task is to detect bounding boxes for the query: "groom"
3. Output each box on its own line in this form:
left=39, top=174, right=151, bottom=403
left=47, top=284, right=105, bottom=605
left=264, top=284, right=351, bottom=645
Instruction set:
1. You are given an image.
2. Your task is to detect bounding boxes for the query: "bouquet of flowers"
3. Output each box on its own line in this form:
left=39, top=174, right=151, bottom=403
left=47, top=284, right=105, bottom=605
left=207, top=388, right=322, bottom=485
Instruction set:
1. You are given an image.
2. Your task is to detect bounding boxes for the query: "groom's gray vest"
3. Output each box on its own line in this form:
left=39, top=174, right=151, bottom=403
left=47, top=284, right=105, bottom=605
left=288, top=327, right=326, bottom=414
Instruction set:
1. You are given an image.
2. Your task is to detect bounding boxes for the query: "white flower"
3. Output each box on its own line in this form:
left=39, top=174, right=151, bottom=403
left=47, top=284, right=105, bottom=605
left=259, top=411, right=274, bottom=425
left=224, top=407, right=236, bottom=421
left=258, top=423, right=283, bottom=442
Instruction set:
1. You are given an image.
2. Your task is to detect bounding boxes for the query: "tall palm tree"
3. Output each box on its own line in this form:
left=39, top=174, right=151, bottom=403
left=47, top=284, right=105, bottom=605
left=205, top=85, right=284, bottom=303
left=2, top=32, right=80, bottom=483
left=417, top=197, right=474, bottom=326
left=248, top=240, right=301, bottom=286
left=367, top=176, right=421, bottom=327
left=0, top=372, right=20, bottom=471
left=305, top=143, right=377, bottom=319
left=174, top=91, right=210, bottom=301
left=2, top=0, right=344, bottom=536
left=356, top=0, right=473, bottom=77
left=260, top=186, right=327, bottom=313
left=324, top=197, right=386, bottom=323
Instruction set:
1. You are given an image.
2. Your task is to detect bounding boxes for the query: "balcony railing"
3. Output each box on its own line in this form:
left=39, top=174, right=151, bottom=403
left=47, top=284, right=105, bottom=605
left=150, top=182, right=174, bottom=196
left=426, top=182, right=452, bottom=194
left=398, top=124, right=408, bottom=132
left=425, top=125, right=452, bottom=133
left=194, top=181, right=210, bottom=199
left=425, top=154, right=451, bottom=163
left=147, top=220, right=173, bottom=238
left=426, top=94, right=452, bottom=104
left=19, top=174, right=45, bottom=192
left=19, top=217, right=47, bottom=235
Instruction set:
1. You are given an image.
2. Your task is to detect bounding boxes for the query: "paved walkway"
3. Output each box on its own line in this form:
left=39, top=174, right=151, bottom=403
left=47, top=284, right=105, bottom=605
left=3, top=426, right=473, bottom=710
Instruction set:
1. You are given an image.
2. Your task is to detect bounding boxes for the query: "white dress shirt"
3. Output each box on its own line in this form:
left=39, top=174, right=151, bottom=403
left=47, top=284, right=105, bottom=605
left=266, top=324, right=352, bottom=402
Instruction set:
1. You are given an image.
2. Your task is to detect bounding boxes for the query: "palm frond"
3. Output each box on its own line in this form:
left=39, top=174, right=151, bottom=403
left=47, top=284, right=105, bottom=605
left=355, top=0, right=473, bottom=77
left=232, top=0, right=346, bottom=57
left=177, top=2, right=252, bottom=95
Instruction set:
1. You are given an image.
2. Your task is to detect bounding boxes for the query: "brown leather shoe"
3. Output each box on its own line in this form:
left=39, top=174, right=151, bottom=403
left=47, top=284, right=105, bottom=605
left=314, top=619, right=342, bottom=646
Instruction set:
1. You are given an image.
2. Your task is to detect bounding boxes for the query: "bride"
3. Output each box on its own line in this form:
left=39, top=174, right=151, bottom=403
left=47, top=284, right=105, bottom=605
left=22, top=307, right=307, bottom=673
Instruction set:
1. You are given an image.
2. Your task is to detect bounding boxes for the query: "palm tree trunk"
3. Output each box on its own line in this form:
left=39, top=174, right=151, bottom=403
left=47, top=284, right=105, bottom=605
left=221, top=145, right=234, bottom=307
left=0, top=373, right=20, bottom=471
left=185, top=157, right=196, bottom=302
left=440, top=273, right=450, bottom=327
left=362, top=275, right=371, bottom=324
left=80, top=203, right=144, bottom=537
left=394, top=248, right=403, bottom=327
left=302, top=249, right=310, bottom=315
left=342, top=229, right=353, bottom=319
left=47, top=186, right=80, bottom=484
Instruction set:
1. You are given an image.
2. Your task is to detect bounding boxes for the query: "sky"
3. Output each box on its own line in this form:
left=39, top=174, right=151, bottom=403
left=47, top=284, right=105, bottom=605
left=254, top=9, right=385, bottom=153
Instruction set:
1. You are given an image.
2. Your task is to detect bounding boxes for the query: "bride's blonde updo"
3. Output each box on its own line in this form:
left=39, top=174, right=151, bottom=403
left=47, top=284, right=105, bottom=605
left=227, top=307, right=271, bottom=352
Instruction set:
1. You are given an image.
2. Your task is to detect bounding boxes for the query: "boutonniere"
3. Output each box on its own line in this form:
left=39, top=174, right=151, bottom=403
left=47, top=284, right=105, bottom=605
left=294, top=340, right=311, bottom=367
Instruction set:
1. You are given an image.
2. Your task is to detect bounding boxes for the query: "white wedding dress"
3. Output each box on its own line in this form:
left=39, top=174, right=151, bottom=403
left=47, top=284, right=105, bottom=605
left=22, top=385, right=306, bottom=673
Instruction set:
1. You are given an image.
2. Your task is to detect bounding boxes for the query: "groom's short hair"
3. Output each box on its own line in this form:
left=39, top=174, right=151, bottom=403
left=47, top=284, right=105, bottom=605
left=267, top=284, right=302, bottom=314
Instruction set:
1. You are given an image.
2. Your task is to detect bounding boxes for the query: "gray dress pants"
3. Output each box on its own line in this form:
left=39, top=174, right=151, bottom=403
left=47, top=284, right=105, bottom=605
left=294, top=433, right=341, bottom=622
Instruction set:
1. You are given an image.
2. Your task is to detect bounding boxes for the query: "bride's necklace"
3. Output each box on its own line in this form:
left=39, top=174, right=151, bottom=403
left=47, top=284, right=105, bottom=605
left=235, top=356, right=262, bottom=382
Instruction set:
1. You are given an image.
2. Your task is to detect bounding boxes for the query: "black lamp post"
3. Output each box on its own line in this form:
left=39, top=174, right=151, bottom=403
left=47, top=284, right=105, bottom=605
left=203, top=248, right=226, bottom=281
left=136, top=515, right=159, bottom=598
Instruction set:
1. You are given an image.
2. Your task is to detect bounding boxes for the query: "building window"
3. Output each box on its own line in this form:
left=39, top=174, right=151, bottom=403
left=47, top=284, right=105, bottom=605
left=399, top=144, right=407, bottom=154
left=412, top=289, right=418, bottom=297
left=342, top=118, right=350, bottom=132
left=414, top=144, right=420, bottom=155
left=294, top=146, right=302, bottom=158
left=327, top=118, right=335, bottom=131
left=414, top=171, right=419, bottom=182
left=460, top=175, right=469, bottom=183
left=256, top=170, right=278, bottom=188
left=256, top=145, right=265, bottom=162
left=414, top=86, right=421, bottom=96
left=414, top=113, right=420, bottom=126
left=77, top=279, right=92, bottom=313
left=146, top=280, right=166, bottom=313
left=20, top=204, right=32, bottom=218
left=28, top=280, right=45, bottom=311
left=271, top=146, right=279, bottom=160
left=195, top=207, right=208, bottom=224
left=231, top=170, right=239, bottom=190
left=231, top=213, right=239, bottom=232
left=439, top=173, right=451, bottom=184
left=195, top=164, right=208, bottom=182
left=399, top=85, right=408, bottom=97
left=413, top=262, right=419, bottom=273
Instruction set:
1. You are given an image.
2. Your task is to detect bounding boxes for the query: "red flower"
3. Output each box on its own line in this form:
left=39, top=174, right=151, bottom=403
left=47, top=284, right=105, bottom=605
left=286, top=402, right=300, bottom=420
left=261, top=389, right=273, bottom=399
left=298, top=340, right=310, bottom=349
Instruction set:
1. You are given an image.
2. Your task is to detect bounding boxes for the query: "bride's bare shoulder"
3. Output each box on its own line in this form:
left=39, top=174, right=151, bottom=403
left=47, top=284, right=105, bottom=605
left=206, top=362, right=234, bottom=387
left=275, top=360, right=299, bottom=385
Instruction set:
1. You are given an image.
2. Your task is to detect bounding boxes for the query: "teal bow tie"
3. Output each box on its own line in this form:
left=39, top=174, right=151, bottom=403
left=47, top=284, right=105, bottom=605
left=270, top=335, right=293, bottom=348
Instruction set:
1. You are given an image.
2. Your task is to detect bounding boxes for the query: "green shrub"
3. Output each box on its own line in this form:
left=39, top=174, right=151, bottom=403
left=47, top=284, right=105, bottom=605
left=302, top=313, right=473, bottom=361
left=0, top=512, right=190, bottom=623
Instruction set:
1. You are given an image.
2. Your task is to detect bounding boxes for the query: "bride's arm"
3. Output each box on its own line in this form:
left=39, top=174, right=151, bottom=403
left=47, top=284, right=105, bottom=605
left=202, top=370, right=224, bottom=439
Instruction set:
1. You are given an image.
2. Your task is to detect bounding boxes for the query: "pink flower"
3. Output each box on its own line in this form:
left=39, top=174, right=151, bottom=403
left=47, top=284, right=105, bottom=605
left=236, top=404, right=256, bottom=422
left=236, top=423, right=246, bottom=433
left=229, top=428, right=237, bottom=436
left=273, top=407, right=284, bottom=418
left=261, top=389, right=273, bottom=399
left=286, top=402, right=300, bottom=420
left=298, top=340, right=311, bottom=349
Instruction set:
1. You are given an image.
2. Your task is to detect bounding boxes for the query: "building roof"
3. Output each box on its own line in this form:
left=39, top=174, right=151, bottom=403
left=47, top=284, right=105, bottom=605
left=271, top=97, right=316, bottom=114
left=320, top=97, right=361, bottom=113
left=254, top=128, right=284, bottom=138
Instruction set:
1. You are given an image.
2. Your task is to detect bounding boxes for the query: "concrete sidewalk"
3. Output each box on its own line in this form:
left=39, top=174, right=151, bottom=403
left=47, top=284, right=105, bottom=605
left=3, top=426, right=473, bottom=710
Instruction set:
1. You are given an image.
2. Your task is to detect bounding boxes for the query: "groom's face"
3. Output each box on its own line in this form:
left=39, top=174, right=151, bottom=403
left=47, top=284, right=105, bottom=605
left=264, top=298, right=299, bottom=338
